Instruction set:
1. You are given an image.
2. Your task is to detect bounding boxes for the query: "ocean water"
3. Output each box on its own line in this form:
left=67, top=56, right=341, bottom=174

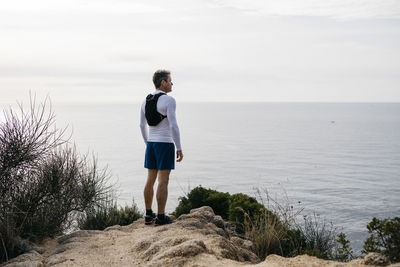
left=2, top=102, right=400, bottom=253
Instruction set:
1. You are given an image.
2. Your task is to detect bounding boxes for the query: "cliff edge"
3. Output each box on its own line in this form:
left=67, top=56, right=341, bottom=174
left=2, top=206, right=399, bottom=267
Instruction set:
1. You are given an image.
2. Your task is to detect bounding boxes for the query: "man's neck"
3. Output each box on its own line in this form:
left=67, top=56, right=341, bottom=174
left=156, top=88, right=168, bottom=93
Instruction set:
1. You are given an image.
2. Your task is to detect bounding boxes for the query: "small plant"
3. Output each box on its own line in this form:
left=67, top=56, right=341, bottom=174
left=300, top=213, right=337, bottom=259
left=363, top=217, right=400, bottom=262
left=78, top=198, right=143, bottom=230
left=243, top=208, right=286, bottom=259
left=335, top=232, right=354, bottom=262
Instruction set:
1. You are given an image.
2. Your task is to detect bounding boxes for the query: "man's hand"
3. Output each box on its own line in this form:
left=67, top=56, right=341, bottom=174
left=176, top=150, right=183, bottom=162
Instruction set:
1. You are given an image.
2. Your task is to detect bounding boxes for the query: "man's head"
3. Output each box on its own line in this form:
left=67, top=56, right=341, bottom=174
left=153, top=69, right=173, bottom=93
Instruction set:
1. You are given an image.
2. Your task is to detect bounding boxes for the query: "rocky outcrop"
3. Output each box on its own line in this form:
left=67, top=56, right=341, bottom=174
left=2, top=206, right=400, bottom=267
left=364, top=253, right=391, bottom=266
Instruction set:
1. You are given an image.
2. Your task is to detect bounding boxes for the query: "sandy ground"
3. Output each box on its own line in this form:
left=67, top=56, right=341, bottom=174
left=2, top=206, right=399, bottom=267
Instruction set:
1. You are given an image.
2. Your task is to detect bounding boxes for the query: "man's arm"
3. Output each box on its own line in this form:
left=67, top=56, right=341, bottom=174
left=167, top=97, right=183, bottom=161
left=139, top=102, right=148, bottom=144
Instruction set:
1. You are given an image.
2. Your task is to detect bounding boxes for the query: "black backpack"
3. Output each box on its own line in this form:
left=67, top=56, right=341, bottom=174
left=145, top=93, right=167, bottom=126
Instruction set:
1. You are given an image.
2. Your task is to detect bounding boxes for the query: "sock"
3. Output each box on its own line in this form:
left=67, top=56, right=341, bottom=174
left=146, top=209, right=153, bottom=216
left=157, top=213, right=165, bottom=220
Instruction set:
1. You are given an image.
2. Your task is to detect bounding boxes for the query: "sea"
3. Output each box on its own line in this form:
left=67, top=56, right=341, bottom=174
left=2, top=102, right=400, bottom=253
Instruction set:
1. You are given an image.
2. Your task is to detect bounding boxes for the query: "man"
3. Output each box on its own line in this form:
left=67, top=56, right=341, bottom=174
left=140, top=70, right=183, bottom=226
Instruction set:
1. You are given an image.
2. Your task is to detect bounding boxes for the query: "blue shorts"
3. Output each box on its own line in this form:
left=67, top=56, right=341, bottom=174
left=144, top=142, right=175, bottom=170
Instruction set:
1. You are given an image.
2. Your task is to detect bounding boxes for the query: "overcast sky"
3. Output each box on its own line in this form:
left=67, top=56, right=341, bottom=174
left=1, top=0, right=399, bottom=103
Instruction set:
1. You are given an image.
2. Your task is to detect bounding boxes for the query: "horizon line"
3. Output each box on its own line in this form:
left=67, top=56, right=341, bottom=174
left=1, top=100, right=400, bottom=106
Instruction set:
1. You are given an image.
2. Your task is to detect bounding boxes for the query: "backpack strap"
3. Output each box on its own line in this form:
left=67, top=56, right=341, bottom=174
left=147, top=92, right=166, bottom=102
left=153, top=93, right=167, bottom=119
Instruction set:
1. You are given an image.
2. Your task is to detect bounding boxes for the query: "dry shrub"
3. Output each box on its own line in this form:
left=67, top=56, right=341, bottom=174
left=242, top=188, right=304, bottom=259
left=243, top=207, right=287, bottom=258
left=78, top=198, right=143, bottom=231
left=301, top=213, right=337, bottom=259
left=243, top=188, right=349, bottom=261
left=0, top=96, right=112, bottom=263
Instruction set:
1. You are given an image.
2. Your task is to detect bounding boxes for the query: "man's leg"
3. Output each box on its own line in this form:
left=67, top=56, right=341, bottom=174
left=156, top=169, right=171, bottom=214
left=144, top=169, right=158, bottom=210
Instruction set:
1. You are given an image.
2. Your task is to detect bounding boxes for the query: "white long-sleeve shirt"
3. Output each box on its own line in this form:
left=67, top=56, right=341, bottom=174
left=140, top=90, right=182, bottom=151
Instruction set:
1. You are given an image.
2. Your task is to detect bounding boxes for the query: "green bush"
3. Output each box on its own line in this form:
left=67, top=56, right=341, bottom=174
left=280, top=228, right=307, bottom=257
left=363, top=217, right=400, bottom=262
left=173, top=186, right=272, bottom=223
left=229, top=193, right=270, bottom=233
left=78, top=199, right=143, bottom=230
left=229, top=193, right=266, bottom=223
left=172, top=186, right=230, bottom=219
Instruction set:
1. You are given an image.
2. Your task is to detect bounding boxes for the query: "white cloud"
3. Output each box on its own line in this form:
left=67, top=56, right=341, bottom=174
left=209, top=0, right=400, bottom=19
left=0, top=0, right=166, bottom=14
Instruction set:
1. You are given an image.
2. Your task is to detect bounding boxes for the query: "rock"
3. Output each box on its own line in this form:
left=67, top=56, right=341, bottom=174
left=133, top=238, right=153, bottom=252
left=2, top=251, right=43, bottom=267
left=150, top=239, right=206, bottom=262
left=210, top=215, right=226, bottom=229
left=2, top=262, right=43, bottom=267
left=364, top=253, right=390, bottom=266
left=231, top=236, right=253, bottom=251
left=43, top=254, right=70, bottom=266
left=177, top=217, right=204, bottom=230
left=142, top=237, right=174, bottom=260
left=190, top=206, right=215, bottom=219
left=26, top=247, right=45, bottom=255
left=104, top=225, right=123, bottom=231
left=54, top=242, right=85, bottom=254
left=57, top=230, right=90, bottom=244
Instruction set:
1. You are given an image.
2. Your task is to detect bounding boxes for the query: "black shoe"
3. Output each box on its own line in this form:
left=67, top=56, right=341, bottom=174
left=145, top=212, right=156, bottom=225
left=155, top=215, right=175, bottom=226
